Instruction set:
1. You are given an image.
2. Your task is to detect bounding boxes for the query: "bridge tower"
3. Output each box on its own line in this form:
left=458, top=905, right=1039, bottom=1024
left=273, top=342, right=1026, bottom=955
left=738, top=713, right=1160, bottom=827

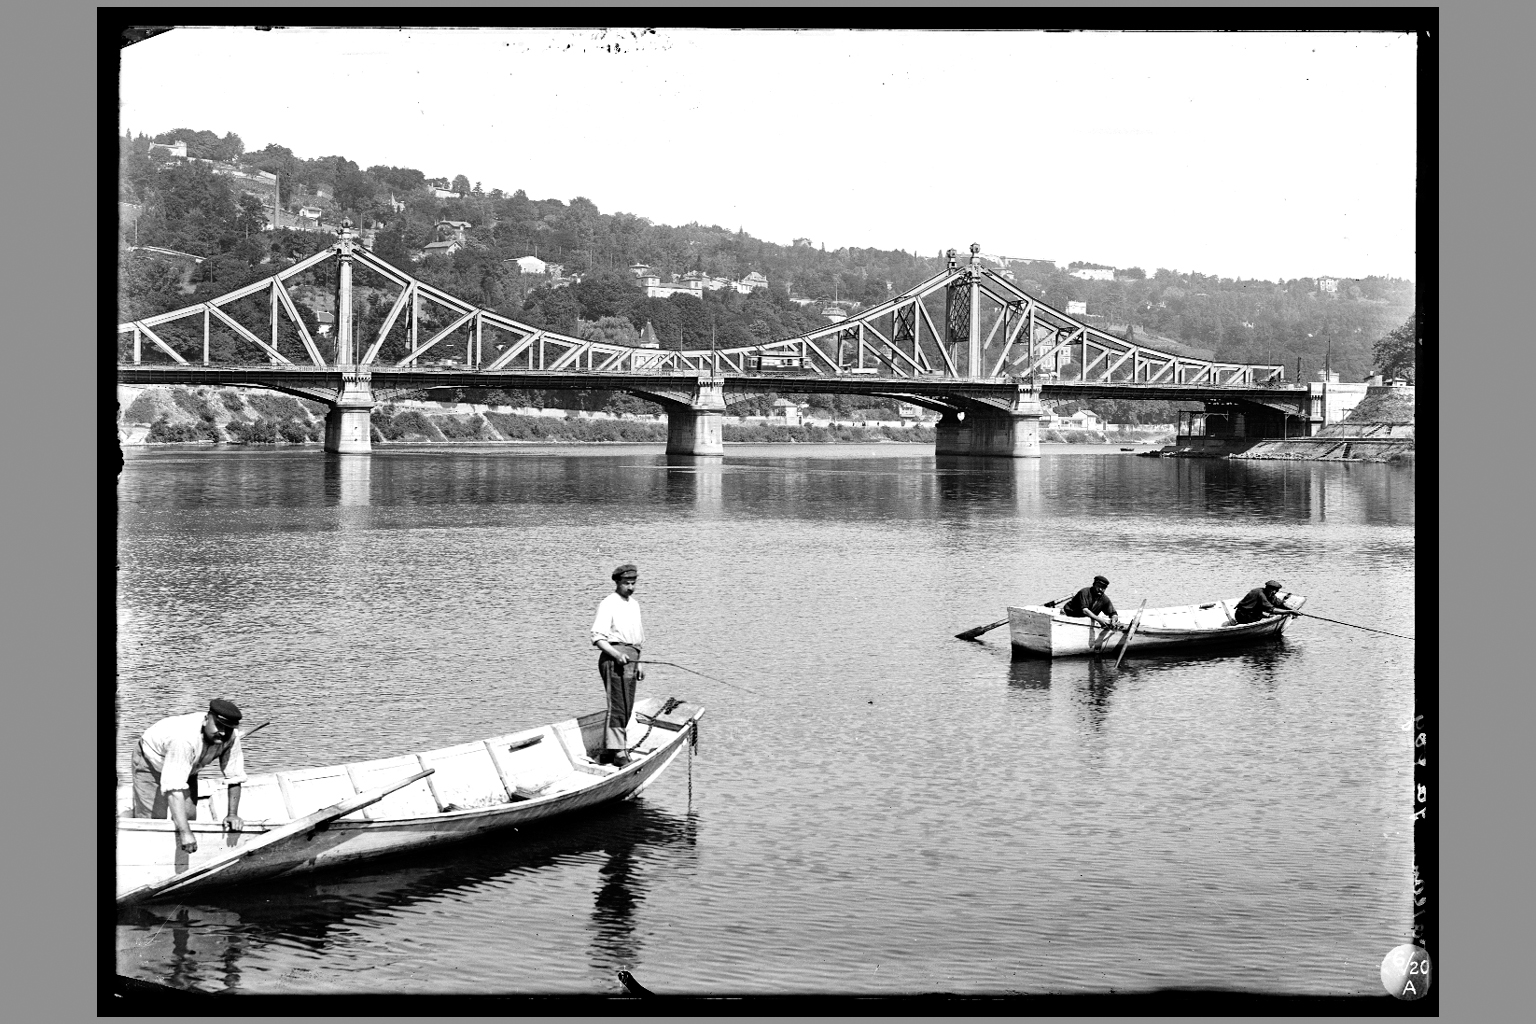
left=935, top=243, right=1044, bottom=458
left=322, top=220, right=375, bottom=454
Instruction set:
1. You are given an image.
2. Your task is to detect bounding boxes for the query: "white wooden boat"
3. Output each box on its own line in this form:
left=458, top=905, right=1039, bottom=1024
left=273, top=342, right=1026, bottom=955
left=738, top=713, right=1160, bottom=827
left=116, top=696, right=703, bottom=905
left=1007, top=595, right=1307, bottom=658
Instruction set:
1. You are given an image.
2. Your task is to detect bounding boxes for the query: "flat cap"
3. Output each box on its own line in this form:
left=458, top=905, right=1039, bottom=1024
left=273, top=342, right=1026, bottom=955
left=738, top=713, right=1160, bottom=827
left=209, top=698, right=242, bottom=724
left=1264, top=579, right=1283, bottom=590
left=611, top=563, right=638, bottom=580
left=1093, top=575, right=1110, bottom=587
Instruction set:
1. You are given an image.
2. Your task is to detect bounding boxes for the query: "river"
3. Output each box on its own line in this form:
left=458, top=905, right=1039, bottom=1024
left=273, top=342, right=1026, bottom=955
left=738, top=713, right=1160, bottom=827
left=114, top=442, right=1417, bottom=997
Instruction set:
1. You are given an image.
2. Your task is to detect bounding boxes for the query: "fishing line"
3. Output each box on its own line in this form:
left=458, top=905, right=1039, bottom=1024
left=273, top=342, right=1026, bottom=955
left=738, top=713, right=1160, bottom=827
left=637, top=659, right=766, bottom=697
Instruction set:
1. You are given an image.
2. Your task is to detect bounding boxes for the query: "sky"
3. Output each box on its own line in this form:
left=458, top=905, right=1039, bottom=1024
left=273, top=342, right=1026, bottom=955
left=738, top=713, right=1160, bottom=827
left=118, top=27, right=1419, bottom=282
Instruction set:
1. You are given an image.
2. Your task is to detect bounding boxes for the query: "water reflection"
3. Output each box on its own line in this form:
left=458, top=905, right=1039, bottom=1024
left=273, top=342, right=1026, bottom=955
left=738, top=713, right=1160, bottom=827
left=322, top=455, right=371, bottom=506
left=116, top=801, right=699, bottom=994
left=662, top=455, right=724, bottom=510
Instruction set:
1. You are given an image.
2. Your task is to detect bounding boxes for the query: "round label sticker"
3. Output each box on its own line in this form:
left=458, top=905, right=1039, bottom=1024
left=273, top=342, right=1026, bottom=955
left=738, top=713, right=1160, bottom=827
left=1380, top=943, right=1432, bottom=1000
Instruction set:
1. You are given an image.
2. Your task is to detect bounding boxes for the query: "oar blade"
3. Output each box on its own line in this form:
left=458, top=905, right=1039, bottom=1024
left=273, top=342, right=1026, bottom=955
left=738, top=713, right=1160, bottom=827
left=955, top=617, right=1009, bottom=642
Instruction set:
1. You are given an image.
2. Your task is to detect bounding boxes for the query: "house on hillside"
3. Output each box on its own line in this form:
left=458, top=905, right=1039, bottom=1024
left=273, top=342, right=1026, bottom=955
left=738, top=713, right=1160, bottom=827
left=148, top=139, right=187, bottom=159
left=423, top=238, right=463, bottom=259
left=1069, top=266, right=1115, bottom=281
left=1317, top=276, right=1339, bottom=295
left=296, top=206, right=324, bottom=227
left=736, top=271, right=769, bottom=294
left=432, top=187, right=462, bottom=200
left=514, top=255, right=548, bottom=275
left=1066, top=300, right=1088, bottom=316
left=435, top=220, right=471, bottom=243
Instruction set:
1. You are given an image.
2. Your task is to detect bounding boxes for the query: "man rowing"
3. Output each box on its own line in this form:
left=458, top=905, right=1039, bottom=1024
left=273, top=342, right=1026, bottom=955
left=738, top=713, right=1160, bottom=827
left=1059, top=575, right=1121, bottom=630
left=130, top=698, right=247, bottom=853
left=1233, top=580, right=1294, bottom=624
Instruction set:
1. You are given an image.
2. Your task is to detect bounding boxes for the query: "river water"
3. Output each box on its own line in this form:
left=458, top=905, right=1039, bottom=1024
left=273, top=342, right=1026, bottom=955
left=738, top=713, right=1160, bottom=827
left=114, top=443, right=1417, bottom=998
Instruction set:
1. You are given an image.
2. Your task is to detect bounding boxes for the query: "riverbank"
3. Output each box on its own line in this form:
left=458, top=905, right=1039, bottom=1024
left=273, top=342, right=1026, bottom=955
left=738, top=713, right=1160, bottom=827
left=116, top=385, right=1174, bottom=447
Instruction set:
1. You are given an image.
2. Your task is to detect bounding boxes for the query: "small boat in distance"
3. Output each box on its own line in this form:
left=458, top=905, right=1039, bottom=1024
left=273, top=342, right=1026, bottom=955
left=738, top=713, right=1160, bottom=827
left=1007, top=595, right=1306, bottom=658
left=117, top=696, right=703, bottom=905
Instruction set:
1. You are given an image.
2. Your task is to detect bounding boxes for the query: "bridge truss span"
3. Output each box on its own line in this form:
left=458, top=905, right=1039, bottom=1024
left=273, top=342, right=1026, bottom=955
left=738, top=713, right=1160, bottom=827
left=118, top=228, right=1284, bottom=390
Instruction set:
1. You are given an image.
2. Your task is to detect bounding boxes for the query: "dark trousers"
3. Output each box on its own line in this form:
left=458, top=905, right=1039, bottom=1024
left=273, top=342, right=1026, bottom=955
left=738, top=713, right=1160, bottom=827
left=598, top=645, right=640, bottom=755
left=1233, top=606, right=1268, bottom=624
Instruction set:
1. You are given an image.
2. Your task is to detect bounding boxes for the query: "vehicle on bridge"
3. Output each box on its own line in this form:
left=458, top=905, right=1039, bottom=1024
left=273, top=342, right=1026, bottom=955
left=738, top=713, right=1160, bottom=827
left=750, top=352, right=811, bottom=374
left=116, top=696, right=703, bottom=904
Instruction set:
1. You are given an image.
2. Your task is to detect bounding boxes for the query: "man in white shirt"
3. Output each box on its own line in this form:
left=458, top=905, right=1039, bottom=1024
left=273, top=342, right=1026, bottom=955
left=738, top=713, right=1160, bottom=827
left=131, top=698, right=248, bottom=853
left=591, top=563, right=645, bottom=766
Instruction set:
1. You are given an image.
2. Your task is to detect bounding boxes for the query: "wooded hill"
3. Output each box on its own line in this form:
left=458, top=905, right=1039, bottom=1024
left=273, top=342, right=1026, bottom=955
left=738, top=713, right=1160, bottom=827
left=118, top=129, right=1419, bottom=420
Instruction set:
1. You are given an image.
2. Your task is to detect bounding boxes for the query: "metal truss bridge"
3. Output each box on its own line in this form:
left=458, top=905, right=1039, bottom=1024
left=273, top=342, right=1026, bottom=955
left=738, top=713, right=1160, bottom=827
left=118, top=226, right=1306, bottom=456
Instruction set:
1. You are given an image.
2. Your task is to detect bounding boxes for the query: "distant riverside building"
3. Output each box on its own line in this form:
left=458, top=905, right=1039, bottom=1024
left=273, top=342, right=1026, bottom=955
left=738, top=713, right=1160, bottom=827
left=1066, top=300, right=1088, bottom=316
left=737, top=271, right=769, bottom=293
left=148, top=138, right=188, bottom=159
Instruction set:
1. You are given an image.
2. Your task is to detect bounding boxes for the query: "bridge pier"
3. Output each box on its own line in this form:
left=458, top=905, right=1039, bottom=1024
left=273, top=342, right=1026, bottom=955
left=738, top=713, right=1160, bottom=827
left=934, top=386, right=1043, bottom=458
left=323, top=371, right=375, bottom=455
left=664, top=377, right=727, bottom=456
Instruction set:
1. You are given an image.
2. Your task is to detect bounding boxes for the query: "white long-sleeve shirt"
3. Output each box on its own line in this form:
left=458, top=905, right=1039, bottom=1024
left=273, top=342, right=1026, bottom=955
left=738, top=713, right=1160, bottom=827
left=591, top=592, right=644, bottom=648
left=138, top=712, right=247, bottom=792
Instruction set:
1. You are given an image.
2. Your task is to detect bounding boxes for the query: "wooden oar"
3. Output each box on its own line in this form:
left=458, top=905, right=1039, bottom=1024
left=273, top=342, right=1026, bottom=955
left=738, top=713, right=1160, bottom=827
left=956, top=596, right=1072, bottom=642
left=1286, top=610, right=1414, bottom=641
left=117, top=767, right=435, bottom=906
left=955, top=617, right=1009, bottom=642
left=1113, top=600, right=1148, bottom=669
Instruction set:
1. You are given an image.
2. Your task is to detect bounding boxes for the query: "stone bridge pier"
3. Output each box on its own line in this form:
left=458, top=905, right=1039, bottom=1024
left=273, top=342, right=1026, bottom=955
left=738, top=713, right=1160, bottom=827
left=934, top=384, right=1044, bottom=458
left=323, top=370, right=375, bottom=454
left=656, top=377, right=727, bottom=456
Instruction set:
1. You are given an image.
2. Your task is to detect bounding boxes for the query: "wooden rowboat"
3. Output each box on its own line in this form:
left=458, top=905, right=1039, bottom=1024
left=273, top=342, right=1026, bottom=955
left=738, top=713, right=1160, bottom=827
left=116, top=696, right=703, bottom=905
left=1006, top=595, right=1306, bottom=658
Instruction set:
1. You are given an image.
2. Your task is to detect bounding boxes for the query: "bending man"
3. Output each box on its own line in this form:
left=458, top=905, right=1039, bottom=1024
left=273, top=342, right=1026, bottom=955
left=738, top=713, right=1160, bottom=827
left=1233, top=579, right=1294, bottom=624
left=591, top=563, right=644, bottom=767
left=1060, top=575, right=1121, bottom=629
left=131, top=698, right=247, bottom=854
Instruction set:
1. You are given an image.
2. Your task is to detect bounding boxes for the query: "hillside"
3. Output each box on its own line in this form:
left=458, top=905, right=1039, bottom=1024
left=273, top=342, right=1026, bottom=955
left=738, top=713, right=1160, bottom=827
left=119, top=127, right=1419, bottom=418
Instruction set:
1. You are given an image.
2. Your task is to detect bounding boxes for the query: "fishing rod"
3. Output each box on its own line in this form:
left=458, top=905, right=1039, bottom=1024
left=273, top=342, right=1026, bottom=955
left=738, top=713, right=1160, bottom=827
left=1287, top=610, right=1414, bottom=641
left=637, top=659, right=765, bottom=697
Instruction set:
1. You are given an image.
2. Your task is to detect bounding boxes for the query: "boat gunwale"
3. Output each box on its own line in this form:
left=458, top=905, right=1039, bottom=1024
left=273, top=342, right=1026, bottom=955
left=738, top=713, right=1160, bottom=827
left=116, top=701, right=704, bottom=833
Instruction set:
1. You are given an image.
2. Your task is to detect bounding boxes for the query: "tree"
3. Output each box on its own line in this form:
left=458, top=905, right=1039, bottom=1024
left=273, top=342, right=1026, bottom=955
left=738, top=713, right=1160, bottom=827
left=1372, top=311, right=1419, bottom=382
left=235, top=193, right=269, bottom=237
left=452, top=174, right=471, bottom=195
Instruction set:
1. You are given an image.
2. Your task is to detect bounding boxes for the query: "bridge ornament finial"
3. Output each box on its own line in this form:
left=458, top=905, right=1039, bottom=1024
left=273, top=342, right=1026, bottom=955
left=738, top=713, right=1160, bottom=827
left=946, top=248, right=957, bottom=270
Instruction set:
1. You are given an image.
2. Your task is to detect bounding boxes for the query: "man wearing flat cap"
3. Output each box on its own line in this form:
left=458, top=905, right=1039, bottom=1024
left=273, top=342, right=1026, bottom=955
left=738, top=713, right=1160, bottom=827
left=1060, top=575, right=1121, bottom=630
left=1233, top=580, right=1295, bottom=624
left=591, top=564, right=645, bottom=767
left=131, top=699, right=247, bottom=853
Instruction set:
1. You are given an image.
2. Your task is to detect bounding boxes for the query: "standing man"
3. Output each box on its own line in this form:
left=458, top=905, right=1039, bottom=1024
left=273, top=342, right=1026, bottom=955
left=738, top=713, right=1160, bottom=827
left=1060, top=575, right=1121, bottom=629
left=591, top=563, right=644, bottom=767
left=1233, top=579, right=1294, bottom=624
left=131, top=699, right=247, bottom=853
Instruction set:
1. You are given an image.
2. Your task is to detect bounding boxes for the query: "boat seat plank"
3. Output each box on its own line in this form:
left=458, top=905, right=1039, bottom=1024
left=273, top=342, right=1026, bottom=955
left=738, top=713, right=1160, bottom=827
left=417, top=741, right=511, bottom=812
left=486, top=727, right=574, bottom=798
left=348, top=755, right=440, bottom=820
